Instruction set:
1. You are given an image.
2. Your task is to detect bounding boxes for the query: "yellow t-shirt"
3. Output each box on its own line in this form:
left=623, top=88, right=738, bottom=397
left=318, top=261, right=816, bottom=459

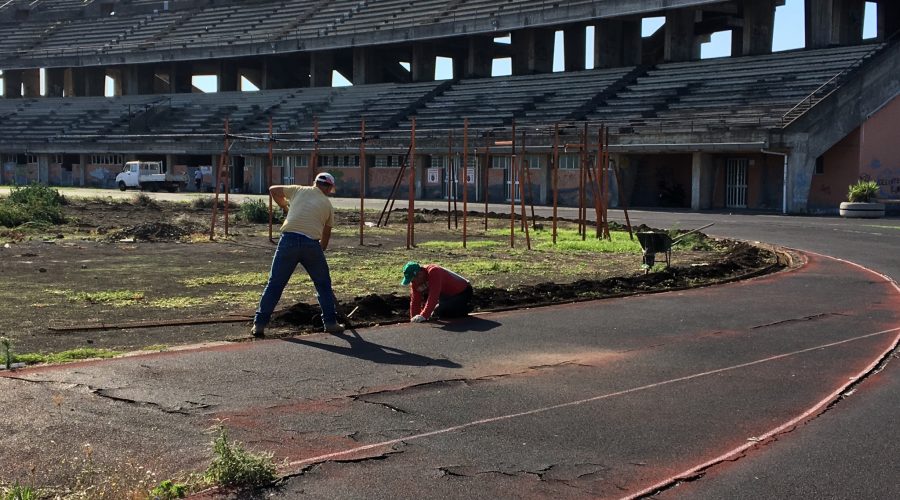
left=280, top=185, right=334, bottom=240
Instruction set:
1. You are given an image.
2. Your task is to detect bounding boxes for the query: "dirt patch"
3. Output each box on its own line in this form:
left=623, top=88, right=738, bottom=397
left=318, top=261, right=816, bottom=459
left=0, top=195, right=785, bottom=357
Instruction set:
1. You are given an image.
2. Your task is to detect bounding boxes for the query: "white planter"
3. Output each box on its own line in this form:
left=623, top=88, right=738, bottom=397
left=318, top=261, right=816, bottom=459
left=839, top=201, right=885, bottom=218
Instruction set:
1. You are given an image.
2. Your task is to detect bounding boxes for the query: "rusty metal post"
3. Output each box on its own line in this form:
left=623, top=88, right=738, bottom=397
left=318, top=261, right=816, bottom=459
left=267, top=118, right=275, bottom=244
left=407, top=117, right=416, bottom=249
left=509, top=120, right=516, bottom=248
left=483, top=146, right=490, bottom=231
left=447, top=129, right=453, bottom=229
left=309, top=117, right=319, bottom=184
left=552, top=123, right=559, bottom=245
left=520, top=155, right=532, bottom=250
left=601, top=124, right=611, bottom=240
left=612, top=128, right=634, bottom=239
left=359, top=118, right=366, bottom=246
left=209, top=119, right=230, bottom=241
left=462, top=118, right=469, bottom=248
left=579, top=122, right=587, bottom=240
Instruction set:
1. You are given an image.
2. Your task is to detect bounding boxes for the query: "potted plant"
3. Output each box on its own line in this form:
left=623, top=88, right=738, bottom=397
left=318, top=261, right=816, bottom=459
left=839, top=180, right=885, bottom=218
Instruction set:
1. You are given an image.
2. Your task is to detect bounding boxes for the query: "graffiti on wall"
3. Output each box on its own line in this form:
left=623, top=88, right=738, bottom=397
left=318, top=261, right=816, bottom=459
left=859, top=159, right=899, bottom=199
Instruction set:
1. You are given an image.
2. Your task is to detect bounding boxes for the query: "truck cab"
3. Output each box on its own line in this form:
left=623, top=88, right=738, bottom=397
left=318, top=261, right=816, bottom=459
left=115, top=161, right=186, bottom=192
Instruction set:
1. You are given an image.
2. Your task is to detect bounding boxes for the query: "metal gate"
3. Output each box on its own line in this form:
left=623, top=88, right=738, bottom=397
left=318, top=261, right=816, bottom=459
left=442, top=156, right=461, bottom=200
left=726, top=159, right=748, bottom=208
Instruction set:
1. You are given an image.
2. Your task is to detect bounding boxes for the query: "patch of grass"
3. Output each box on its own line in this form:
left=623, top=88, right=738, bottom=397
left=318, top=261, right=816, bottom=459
left=141, top=344, right=169, bottom=352
left=149, top=479, right=187, bottom=499
left=204, top=426, right=277, bottom=488
left=211, top=291, right=261, bottom=304
left=1, top=483, right=37, bottom=500
left=236, top=199, right=281, bottom=224
left=146, top=296, right=207, bottom=309
left=45, top=288, right=145, bottom=306
left=131, top=192, right=160, bottom=209
left=182, top=272, right=269, bottom=288
left=416, top=239, right=504, bottom=250
left=13, top=348, right=121, bottom=366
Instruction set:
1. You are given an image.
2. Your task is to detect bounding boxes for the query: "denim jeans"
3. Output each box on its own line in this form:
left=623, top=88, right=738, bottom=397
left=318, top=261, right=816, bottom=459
left=254, top=232, right=337, bottom=327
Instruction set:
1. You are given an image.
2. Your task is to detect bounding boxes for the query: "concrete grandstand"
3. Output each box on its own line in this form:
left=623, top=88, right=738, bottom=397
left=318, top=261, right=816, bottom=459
left=0, top=0, right=897, bottom=213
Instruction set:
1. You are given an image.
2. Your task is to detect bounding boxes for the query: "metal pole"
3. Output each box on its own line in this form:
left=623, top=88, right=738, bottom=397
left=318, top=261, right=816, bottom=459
left=407, top=117, right=416, bottom=249
left=483, top=146, right=490, bottom=231
left=359, top=118, right=366, bottom=246
left=510, top=119, right=516, bottom=248
left=520, top=155, right=531, bottom=250
left=552, top=123, right=559, bottom=245
left=462, top=118, right=469, bottom=248
left=267, top=118, right=275, bottom=244
left=447, top=129, right=453, bottom=229
left=310, top=117, right=319, bottom=184
left=580, top=122, right=587, bottom=240
left=209, top=120, right=228, bottom=241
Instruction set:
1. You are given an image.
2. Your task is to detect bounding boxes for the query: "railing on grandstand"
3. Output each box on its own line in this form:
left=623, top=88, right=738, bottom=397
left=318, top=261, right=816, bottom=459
left=780, top=31, right=899, bottom=128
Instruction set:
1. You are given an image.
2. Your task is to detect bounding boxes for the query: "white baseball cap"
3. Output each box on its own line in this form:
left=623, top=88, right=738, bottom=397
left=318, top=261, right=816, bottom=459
left=315, top=172, right=335, bottom=186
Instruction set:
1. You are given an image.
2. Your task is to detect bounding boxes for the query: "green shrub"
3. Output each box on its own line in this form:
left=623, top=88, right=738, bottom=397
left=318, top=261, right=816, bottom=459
left=132, top=192, right=160, bottom=209
left=149, top=479, right=187, bottom=499
left=204, top=427, right=277, bottom=487
left=0, top=184, right=66, bottom=227
left=237, top=199, right=279, bottom=224
left=847, top=180, right=880, bottom=203
left=1, top=483, right=37, bottom=500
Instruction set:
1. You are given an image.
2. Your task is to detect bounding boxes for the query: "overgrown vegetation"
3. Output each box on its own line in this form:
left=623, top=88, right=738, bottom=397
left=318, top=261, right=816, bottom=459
left=204, top=426, right=277, bottom=487
left=0, top=184, right=66, bottom=227
left=191, top=196, right=238, bottom=210
left=0, top=483, right=37, bottom=500
left=847, top=179, right=881, bottom=202
left=12, top=348, right=121, bottom=366
left=148, top=479, right=187, bottom=499
left=237, top=198, right=282, bottom=224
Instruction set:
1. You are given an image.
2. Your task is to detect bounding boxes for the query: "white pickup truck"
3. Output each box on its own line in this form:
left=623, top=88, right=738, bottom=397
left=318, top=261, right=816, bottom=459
left=115, top=161, right=187, bottom=192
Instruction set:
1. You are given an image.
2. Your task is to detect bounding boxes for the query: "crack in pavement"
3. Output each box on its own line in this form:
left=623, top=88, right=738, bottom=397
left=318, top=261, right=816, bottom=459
left=750, top=312, right=847, bottom=330
left=349, top=395, right=409, bottom=414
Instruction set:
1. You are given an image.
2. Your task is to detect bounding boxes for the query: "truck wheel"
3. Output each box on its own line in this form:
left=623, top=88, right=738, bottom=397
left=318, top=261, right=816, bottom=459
left=118, top=181, right=127, bottom=191
left=148, top=184, right=159, bottom=192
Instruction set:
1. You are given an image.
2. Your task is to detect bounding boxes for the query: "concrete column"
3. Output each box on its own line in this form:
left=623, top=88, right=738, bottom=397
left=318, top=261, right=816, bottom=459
left=665, top=10, right=700, bottom=62
left=511, top=28, right=554, bottom=75
left=310, top=50, right=333, bottom=87
left=21, top=69, right=40, bottom=97
left=785, top=137, right=813, bottom=213
left=171, top=63, right=193, bottom=93
left=411, top=44, right=436, bottom=82
left=835, top=0, right=865, bottom=44
left=3, top=70, right=22, bottom=98
left=219, top=61, right=239, bottom=92
left=71, top=68, right=106, bottom=97
left=564, top=26, right=586, bottom=71
left=740, top=0, right=776, bottom=56
left=691, top=152, right=715, bottom=210
left=465, top=36, right=493, bottom=78
left=806, top=0, right=835, bottom=48
left=353, top=47, right=383, bottom=85
left=595, top=19, right=642, bottom=68
left=45, top=68, right=65, bottom=97
left=122, top=65, right=157, bottom=95
left=879, top=0, right=900, bottom=41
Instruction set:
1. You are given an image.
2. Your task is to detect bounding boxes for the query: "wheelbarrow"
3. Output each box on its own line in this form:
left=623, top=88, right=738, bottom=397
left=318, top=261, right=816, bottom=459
left=637, top=223, right=714, bottom=272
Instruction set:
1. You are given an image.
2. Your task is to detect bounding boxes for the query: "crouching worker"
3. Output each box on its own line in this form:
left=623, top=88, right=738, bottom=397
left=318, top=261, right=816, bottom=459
left=401, top=261, right=473, bottom=323
left=251, top=172, right=345, bottom=337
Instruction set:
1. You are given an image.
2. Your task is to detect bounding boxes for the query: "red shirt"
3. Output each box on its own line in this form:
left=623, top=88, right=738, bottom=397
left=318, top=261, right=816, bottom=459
left=410, top=265, right=470, bottom=319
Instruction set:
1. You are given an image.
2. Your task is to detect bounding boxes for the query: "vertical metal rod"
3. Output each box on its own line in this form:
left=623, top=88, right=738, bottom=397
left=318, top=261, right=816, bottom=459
left=483, top=146, right=490, bottom=231
left=520, top=156, right=531, bottom=250
left=267, top=118, right=275, bottom=244
left=447, top=130, right=453, bottom=229
left=510, top=119, right=516, bottom=248
left=602, top=124, right=611, bottom=240
left=612, top=132, right=634, bottom=239
left=407, top=117, right=416, bottom=249
left=310, top=117, right=319, bottom=184
left=359, top=118, right=366, bottom=246
left=462, top=118, right=469, bottom=248
left=595, top=126, right=604, bottom=239
left=209, top=119, right=229, bottom=241
left=223, top=119, right=231, bottom=237
left=552, top=123, right=559, bottom=245
left=580, top=122, right=587, bottom=240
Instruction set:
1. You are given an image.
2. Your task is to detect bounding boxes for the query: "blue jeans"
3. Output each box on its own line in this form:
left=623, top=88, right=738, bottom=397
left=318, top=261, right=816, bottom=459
left=254, top=232, right=337, bottom=327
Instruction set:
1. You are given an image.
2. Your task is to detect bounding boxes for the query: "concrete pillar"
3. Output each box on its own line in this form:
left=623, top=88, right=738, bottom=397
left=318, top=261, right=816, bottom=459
left=691, top=152, right=715, bottom=210
left=511, top=28, right=554, bottom=75
left=69, top=68, right=106, bottom=97
left=465, top=36, right=493, bottom=78
left=879, top=0, right=900, bottom=41
left=121, top=65, right=156, bottom=95
left=353, top=47, right=383, bottom=85
left=171, top=63, right=193, bottom=93
left=564, top=26, right=586, bottom=71
left=835, top=0, right=865, bottom=44
left=739, top=0, right=776, bottom=56
left=595, top=19, right=643, bottom=68
left=3, top=70, right=22, bottom=98
left=806, top=0, right=835, bottom=48
left=665, top=10, right=700, bottom=62
left=45, top=68, right=65, bottom=97
left=219, top=61, right=239, bottom=92
left=21, top=69, right=40, bottom=97
left=411, top=44, right=436, bottom=82
left=785, top=137, right=813, bottom=213
left=310, top=50, right=333, bottom=87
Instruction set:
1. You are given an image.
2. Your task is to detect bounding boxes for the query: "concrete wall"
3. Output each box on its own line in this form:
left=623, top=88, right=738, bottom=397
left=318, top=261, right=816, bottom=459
left=859, top=95, right=900, bottom=200
left=808, top=129, right=861, bottom=209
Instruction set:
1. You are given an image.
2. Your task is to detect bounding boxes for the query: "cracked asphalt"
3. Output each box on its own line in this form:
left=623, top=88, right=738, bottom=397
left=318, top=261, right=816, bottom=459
left=1, top=199, right=898, bottom=499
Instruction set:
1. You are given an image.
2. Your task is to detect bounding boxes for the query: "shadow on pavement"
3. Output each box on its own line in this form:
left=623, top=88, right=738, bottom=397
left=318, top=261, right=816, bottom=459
left=438, top=316, right=503, bottom=332
left=283, top=330, right=462, bottom=368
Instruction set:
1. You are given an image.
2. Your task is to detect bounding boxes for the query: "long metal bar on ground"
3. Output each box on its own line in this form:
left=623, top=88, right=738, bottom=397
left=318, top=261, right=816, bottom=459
left=49, top=316, right=254, bottom=332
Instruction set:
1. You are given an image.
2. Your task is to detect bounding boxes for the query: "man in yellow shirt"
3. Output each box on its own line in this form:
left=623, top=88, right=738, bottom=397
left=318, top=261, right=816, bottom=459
left=252, top=172, right=345, bottom=337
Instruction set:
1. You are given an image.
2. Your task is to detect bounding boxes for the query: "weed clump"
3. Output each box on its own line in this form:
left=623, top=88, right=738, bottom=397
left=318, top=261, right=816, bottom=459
left=204, top=427, right=277, bottom=488
left=237, top=199, right=280, bottom=224
left=0, top=184, right=66, bottom=227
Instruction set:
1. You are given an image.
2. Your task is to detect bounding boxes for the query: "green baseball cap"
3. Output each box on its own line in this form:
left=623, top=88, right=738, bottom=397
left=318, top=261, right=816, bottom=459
left=401, top=261, right=422, bottom=286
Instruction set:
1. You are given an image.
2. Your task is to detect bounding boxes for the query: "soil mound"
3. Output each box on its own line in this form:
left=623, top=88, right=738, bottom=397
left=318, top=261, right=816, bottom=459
left=105, top=222, right=190, bottom=242
left=271, top=242, right=782, bottom=331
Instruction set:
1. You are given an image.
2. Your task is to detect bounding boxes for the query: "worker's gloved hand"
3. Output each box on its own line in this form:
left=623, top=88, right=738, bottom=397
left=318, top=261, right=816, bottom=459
left=411, top=315, right=427, bottom=323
